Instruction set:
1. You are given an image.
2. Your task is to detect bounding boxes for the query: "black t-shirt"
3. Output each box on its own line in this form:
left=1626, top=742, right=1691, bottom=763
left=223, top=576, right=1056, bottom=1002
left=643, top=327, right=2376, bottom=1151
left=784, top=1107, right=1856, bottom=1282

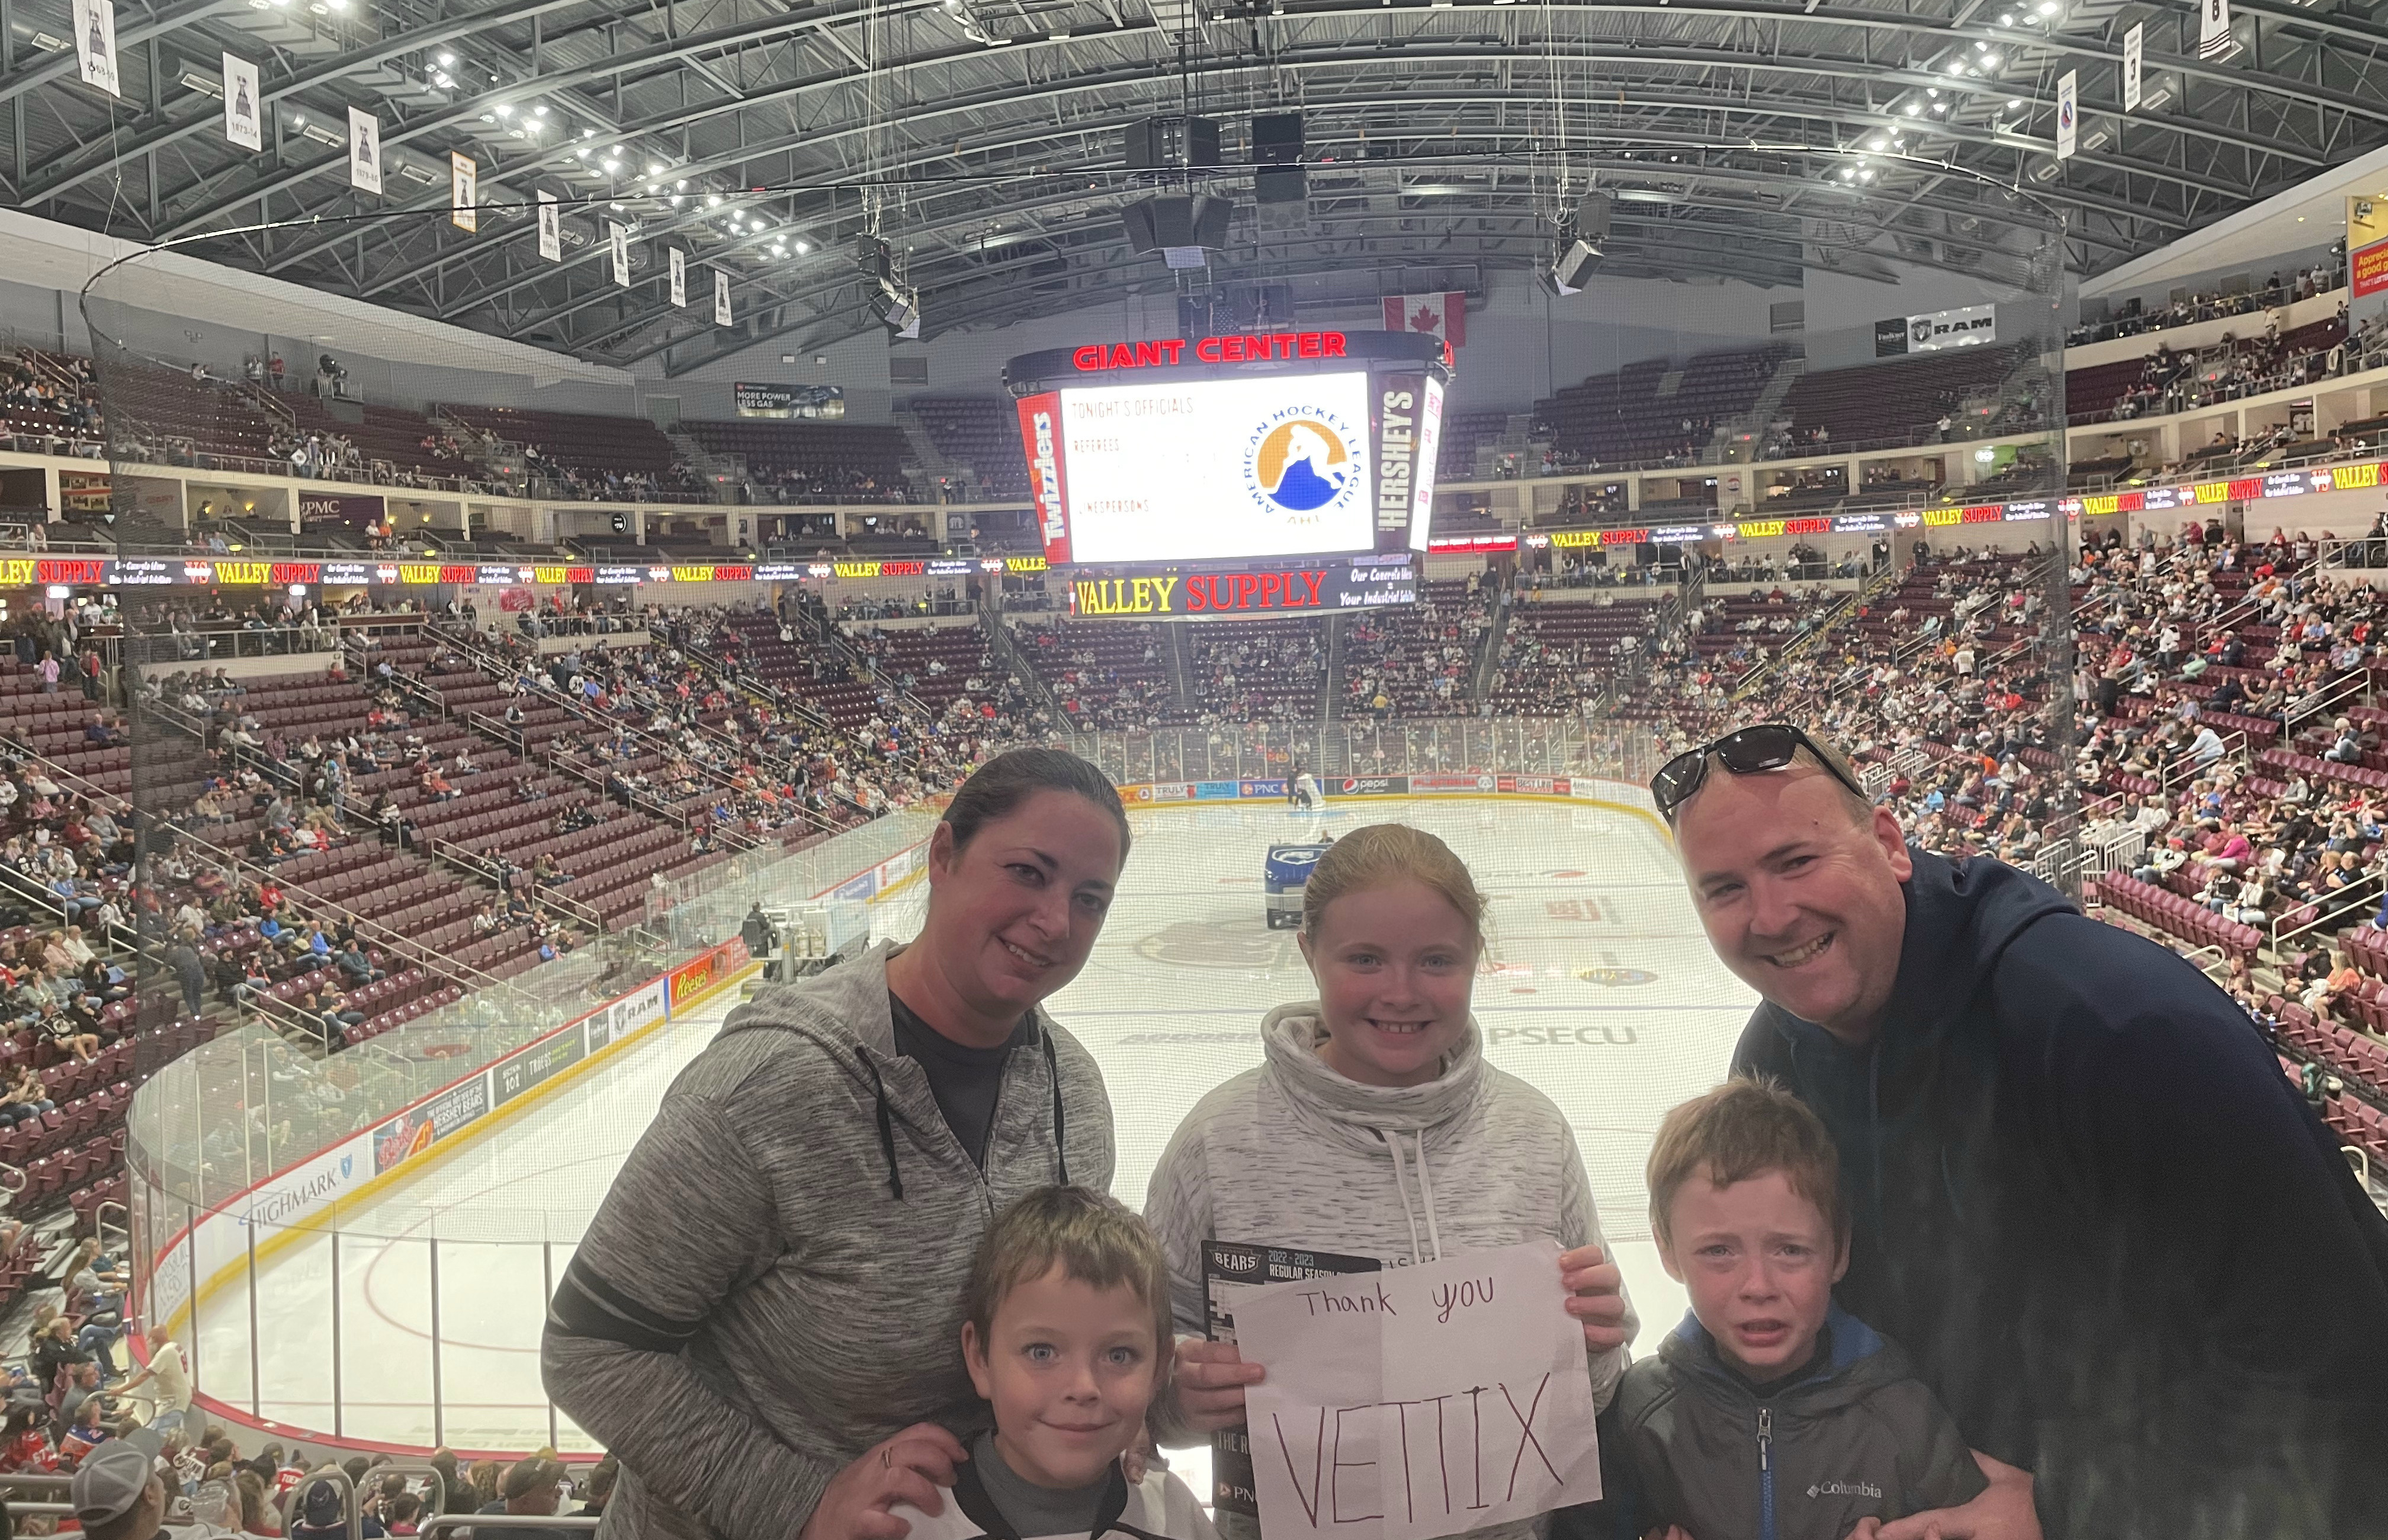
left=888, top=993, right=1032, bottom=1168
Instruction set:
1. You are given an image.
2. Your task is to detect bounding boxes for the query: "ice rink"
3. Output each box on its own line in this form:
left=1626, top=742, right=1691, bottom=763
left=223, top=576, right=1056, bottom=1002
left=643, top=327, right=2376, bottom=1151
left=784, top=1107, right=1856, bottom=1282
left=198, top=794, right=1756, bottom=1458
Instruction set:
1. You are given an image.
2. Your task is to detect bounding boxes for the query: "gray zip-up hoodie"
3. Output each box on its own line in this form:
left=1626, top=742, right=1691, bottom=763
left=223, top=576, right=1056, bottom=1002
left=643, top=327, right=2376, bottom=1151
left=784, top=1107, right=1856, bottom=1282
left=1142, top=1003, right=1636, bottom=1540
left=1608, top=1307, right=1988, bottom=1540
left=542, top=942, right=1116, bottom=1540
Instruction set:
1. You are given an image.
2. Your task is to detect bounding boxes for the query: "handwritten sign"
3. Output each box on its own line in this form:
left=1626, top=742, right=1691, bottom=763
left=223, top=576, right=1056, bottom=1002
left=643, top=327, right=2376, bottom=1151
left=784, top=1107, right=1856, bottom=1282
left=1231, top=1240, right=1599, bottom=1540
left=1205, top=1241, right=1383, bottom=1516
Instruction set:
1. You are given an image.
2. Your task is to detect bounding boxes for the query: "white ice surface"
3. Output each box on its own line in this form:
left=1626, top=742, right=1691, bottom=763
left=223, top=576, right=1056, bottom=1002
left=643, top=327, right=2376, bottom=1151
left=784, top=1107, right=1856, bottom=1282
left=213, top=797, right=1755, bottom=1467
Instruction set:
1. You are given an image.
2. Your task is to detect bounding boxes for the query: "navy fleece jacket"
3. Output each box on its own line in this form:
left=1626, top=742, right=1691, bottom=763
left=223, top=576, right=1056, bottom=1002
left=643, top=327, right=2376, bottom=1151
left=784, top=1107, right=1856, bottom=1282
left=1732, top=848, right=2388, bottom=1540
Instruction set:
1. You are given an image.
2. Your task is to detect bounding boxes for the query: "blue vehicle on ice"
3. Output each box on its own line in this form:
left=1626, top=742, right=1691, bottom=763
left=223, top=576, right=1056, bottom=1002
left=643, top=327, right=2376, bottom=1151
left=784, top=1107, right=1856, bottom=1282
left=1264, top=841, right=1333, bottom=929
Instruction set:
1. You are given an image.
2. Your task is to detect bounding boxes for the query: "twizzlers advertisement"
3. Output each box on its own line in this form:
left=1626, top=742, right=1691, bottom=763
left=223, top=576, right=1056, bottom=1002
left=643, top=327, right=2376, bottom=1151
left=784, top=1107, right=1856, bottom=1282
left=1017, top=392, right=1073, bottom=566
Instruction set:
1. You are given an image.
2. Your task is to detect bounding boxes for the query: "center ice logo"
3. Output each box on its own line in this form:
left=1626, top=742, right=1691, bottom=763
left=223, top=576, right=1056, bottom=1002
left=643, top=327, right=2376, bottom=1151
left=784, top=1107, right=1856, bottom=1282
left=1244, top=408, right=1360, bottom=525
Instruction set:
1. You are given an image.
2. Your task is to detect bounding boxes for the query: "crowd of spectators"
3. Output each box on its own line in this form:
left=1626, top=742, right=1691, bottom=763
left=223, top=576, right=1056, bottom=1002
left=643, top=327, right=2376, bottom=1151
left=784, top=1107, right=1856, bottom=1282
left=2104, top=316, right=2347, bottom=421
left=1015, top=622, right=1176, bottom=731
left=2067, top=253, right=2348, bottom=347
left=0, top=1387, right=616, bottom=1540
left=0, top=352, right=104, bottom=453
left=1190, top=622, right=1328, bottom=723
left=1603, top=518, right=2388, bottom=1048
left=1341, top=578, right=1493, bottom=718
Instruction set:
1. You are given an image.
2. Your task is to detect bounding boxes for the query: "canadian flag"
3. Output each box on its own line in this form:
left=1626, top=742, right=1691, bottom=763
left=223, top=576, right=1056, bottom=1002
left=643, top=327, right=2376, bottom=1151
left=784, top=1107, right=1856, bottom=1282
left=1383, top=292, right=1466, bottom=347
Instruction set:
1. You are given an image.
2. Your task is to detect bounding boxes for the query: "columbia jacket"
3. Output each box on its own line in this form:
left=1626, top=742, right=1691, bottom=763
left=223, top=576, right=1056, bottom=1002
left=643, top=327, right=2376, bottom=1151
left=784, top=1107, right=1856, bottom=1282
left=1143, top=1003, right=1636, bottom=1540
left=1733, top=848, right=2388, bottom=1539
left=1609, top=1307, right=1985, bottom=1540
left=542, top=942, right=1116, bottom=1540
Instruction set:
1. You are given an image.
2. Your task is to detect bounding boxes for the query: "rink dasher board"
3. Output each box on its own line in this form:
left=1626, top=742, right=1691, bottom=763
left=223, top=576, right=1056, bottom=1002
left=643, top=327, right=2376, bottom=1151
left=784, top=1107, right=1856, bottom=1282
left=139, top=826, right=949, bottom=1346
left=137, top=944, right=752, bottom=1349
left=1115, top=777, right=1667, bottom=838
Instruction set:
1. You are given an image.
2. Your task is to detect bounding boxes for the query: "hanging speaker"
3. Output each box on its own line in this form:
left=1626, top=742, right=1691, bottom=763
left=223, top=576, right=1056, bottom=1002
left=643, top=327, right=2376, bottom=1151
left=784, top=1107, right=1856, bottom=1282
left=1256, top=165, right=1305, bottom=203
left=1253, top=113, right=1305, bottom=165
left=1574, top=190, right=1613, bottom=249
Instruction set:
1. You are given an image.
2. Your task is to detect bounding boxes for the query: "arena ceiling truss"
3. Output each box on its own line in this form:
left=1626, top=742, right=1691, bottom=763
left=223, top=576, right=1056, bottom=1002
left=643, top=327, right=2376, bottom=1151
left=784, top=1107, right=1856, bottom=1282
left=7, top=0, right=2385, bottom=370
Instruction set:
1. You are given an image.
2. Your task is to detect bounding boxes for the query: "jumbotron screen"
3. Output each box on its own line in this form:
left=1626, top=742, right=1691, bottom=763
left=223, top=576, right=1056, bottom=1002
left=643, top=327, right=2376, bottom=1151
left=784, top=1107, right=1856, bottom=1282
left=1011, top=329, right=1446, bottom=567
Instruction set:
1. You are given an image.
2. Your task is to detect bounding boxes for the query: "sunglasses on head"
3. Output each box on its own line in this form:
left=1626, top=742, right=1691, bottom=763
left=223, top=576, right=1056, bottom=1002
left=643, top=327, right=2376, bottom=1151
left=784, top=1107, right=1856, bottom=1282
left=1649, top=723, right=1871, bottom=823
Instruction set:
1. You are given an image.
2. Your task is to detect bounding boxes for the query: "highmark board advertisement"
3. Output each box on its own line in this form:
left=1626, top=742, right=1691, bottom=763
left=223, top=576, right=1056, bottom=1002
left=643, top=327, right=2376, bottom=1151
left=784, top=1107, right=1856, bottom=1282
left=147, top=944, right=734, bottom=1343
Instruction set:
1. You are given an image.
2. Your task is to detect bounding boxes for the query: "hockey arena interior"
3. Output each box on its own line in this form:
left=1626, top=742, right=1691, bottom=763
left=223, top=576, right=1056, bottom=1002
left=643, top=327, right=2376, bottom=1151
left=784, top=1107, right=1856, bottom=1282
left=0, top=0, right=2380, bottom=1532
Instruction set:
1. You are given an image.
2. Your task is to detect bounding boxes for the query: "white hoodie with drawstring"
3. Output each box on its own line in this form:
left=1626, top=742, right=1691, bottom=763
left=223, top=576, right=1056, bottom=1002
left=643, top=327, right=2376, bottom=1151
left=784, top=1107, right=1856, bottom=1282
left=1142, top=1003, right=1636, bottom=1540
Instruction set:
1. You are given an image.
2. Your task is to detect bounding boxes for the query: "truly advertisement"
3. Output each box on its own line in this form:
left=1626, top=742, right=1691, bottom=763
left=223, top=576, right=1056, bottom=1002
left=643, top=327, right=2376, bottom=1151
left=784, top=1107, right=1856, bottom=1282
left=493, top=1029, right=586, bottom=1107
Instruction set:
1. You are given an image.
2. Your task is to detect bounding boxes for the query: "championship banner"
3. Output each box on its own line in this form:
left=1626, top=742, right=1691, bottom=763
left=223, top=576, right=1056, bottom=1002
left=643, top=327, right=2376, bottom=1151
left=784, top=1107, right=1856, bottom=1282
left=2199, top=0, right=2233, bottom=59
left=669, top=248, right=687, bottom=308
left=70, top=0, right=118, bottom=97
left=450, top=151, right=477, bottom=232
left=2056, top=71, right=2078, bottom=159
left=537, top=191, right=562, bottom=261
left=348, top=107, right=381, bottom=194
left=2122, top=24, right=2143, bottom=111
left=608, top=222, right=630, bottom=288
left=222, top=52, right=261, bottom=149
left=714, top=269, right=733, bottom=326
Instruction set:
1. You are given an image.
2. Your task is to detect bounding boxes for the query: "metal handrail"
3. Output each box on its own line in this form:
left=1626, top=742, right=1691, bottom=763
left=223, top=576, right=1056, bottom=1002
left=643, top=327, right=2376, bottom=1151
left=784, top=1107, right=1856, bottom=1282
left=430, top=623, right=784, bottom=846
left=287, top=1468, right=362, bottom=1540
left=2271, top=869, right=2388, bottom=952
left=420, top=828, right=607, bottom=936
left=92, top=1198, right=127, bottom=1252
left=364, top=1462, right=449, bottom=1522
left=159, top=822, right=530, bottom=1003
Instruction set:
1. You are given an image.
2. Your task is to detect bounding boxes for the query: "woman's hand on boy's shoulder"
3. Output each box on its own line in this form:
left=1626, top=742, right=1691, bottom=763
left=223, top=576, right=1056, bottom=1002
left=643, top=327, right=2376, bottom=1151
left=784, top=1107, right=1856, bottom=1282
left=1872, top=1452, right=2040, bottom=1540
left=1558, top=1244, right=1630, bottom=1353
left=798, top=1423, right=967, bottom=1540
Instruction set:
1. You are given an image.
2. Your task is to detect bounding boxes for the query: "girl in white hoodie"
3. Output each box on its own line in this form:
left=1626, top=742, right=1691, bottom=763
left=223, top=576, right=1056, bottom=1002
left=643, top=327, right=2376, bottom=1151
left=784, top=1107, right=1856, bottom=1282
left=1141, top=823, right=1636, bottom=1540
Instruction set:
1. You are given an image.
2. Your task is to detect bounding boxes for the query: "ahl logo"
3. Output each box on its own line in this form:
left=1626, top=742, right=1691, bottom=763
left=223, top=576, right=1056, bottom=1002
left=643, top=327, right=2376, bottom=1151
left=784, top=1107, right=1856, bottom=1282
left=1808, top=1481, right=1884, bottom=1500
left=1244, top=406, right=1360, bottom=527
left=1575, top=966, right=1659, bottom=987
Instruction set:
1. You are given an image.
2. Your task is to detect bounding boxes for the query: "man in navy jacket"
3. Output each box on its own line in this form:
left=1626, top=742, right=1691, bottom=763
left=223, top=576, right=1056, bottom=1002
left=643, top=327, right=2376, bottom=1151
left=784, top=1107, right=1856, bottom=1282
left=1666, top=729, right=2388, bottom=1540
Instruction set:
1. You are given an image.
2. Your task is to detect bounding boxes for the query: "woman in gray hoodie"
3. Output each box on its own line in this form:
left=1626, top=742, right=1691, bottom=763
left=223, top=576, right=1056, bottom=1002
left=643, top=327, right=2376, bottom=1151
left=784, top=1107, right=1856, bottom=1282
left=544, top=748, right=1131, bottom=1540
left=1144, top=822, right=1637, bottom=1540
